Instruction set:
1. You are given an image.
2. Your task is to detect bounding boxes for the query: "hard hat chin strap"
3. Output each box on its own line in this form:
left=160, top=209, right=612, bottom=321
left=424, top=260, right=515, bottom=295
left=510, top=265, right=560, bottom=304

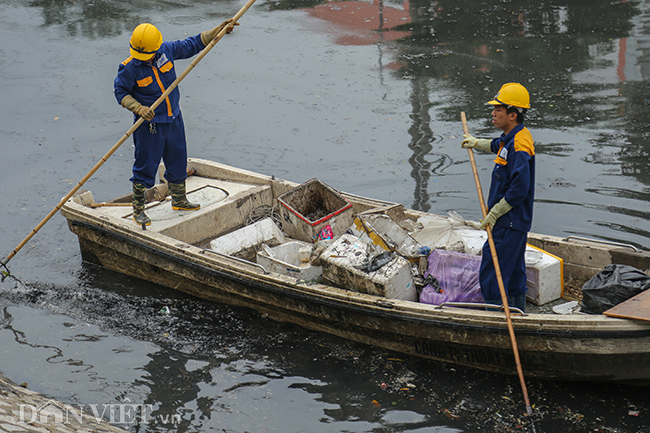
left=130, top=43, right=157, bottom=56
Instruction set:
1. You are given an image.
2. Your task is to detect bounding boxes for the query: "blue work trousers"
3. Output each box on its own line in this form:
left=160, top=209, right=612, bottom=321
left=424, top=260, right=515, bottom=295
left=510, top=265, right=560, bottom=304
left=480, top=225, right=528, bottom=311
left=130, top=113, right=188, bottom=188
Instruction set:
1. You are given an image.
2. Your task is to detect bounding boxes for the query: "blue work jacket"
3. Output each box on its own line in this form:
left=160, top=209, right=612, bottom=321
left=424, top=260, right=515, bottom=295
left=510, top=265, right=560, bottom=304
left=487, top=123, right=535, bottom=232
left=114, top=34, right=205, bottom=124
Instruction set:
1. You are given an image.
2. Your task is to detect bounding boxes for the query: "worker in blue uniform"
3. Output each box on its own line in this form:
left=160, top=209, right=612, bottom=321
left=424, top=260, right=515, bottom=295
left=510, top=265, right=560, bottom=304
left=461, top=83, right=535, bottom=312
left=115, top=20, right=234, bottom=225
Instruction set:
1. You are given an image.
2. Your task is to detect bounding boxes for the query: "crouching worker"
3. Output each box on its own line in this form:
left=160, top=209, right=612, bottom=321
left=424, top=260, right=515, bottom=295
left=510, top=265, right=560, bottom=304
left=461, top=83, right=535, bottom=312
left=114, top=20, right=235, bottom=225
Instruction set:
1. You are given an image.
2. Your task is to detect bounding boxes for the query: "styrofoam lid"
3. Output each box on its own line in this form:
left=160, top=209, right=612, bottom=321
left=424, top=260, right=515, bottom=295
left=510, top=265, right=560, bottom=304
left=524, top=249, right=543, bottom=266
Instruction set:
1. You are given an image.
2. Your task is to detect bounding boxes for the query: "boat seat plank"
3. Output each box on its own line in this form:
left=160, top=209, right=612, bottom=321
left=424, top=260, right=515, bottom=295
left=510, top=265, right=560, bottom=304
left=604, top=289, right=650, bottom=322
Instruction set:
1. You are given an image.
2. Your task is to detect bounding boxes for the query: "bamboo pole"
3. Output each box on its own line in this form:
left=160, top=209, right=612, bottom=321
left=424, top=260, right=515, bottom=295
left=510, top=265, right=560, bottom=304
left=461, top=111, right=532, bottom=416
left=0, top=0, right=257, bottom=271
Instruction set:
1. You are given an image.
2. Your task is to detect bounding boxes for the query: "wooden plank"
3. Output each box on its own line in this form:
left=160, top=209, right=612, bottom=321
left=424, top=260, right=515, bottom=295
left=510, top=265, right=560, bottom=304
left=604, top=289, right=650, bottom=322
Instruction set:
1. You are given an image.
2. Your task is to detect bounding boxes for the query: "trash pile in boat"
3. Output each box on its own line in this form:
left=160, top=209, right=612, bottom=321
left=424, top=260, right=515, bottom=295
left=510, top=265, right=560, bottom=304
left=210, top=179, right=565, bottom=307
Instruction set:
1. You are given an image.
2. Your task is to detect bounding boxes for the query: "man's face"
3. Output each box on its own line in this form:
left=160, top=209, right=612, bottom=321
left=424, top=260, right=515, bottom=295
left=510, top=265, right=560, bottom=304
left=491, top=105, right=516, bottom=131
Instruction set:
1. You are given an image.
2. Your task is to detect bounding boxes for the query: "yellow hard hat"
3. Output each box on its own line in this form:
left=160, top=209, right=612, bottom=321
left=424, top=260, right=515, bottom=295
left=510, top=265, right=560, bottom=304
left=129, top=23, right=162, bottom=60
left=487, top=83, right=531, bottom=110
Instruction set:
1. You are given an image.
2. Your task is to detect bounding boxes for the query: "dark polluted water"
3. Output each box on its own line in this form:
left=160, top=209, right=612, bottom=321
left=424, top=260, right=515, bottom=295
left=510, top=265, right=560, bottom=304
left=2, top=0, right=650, bottom=431
left=3, top=268, right=650, bottom=433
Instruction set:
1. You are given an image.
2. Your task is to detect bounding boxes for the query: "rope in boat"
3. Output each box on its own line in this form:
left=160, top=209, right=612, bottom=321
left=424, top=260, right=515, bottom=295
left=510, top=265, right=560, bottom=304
left=246, top=204, right=283, bottom=229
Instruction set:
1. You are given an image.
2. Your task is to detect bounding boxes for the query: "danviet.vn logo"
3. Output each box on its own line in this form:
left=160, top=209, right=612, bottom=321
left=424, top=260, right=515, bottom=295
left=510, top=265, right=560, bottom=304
left=19, top=398, right=181, bottom=426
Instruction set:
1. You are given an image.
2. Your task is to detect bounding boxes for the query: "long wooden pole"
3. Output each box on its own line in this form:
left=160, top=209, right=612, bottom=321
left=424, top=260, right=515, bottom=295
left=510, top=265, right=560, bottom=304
left=461, top=112, right=532, bottom=416
left=1, top=0, right=257, bottom=270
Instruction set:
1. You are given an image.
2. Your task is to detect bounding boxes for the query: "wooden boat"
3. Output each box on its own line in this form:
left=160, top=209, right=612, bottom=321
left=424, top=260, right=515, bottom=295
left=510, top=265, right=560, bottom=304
left=60, top=158, right=650, bottom=384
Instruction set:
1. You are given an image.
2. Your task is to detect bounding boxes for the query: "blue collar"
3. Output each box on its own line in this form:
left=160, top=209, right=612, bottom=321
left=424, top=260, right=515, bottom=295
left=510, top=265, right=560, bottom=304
left=500, top=122, right=525, bottom=144
left=133, top=52, right=160, bottom=66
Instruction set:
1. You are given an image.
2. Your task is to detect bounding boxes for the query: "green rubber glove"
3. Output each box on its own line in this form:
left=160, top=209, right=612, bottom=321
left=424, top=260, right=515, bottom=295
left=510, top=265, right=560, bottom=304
left=461, top=134, right=492, bottom=152
left=480, top=198, right=513, bottom=230
left=121, top=95, right=154, bottom=121
left=201, top=19, right=237, bottom=45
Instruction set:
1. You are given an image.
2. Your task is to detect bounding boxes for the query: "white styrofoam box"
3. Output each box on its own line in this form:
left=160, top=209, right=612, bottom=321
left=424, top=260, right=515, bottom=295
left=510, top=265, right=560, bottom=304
left=319, top=234, right=417, bottom=301
left=210, top=218, right=285, bottom=256
left=349, top=214, right=423, bottom=258
left=525, top=246, right=564, bottom=305
left=277, top=179, right=354, bottom=243
left=257, top=241, right=323, bottom=281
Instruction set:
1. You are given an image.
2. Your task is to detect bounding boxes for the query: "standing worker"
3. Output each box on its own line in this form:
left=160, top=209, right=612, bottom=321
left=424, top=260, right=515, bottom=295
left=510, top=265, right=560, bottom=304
left=115, top=20, right=235, bottom=225
left=461, top=83, right=535, bottom=312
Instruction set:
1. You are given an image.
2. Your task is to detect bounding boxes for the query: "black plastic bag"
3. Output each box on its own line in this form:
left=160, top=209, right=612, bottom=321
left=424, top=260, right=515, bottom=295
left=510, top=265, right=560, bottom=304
left=580, top=264, right=650, bottom=314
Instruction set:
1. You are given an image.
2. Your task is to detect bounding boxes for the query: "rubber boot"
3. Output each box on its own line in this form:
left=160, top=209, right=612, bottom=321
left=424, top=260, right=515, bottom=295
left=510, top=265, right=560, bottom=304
left=132, top=182, right=151, bottom=226
left=169, top=181, right=201, bottom=211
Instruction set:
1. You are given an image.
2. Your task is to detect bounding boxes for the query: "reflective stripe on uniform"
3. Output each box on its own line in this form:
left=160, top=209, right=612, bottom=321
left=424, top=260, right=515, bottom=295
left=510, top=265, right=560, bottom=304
left=150, top=65, right=173, bottom=117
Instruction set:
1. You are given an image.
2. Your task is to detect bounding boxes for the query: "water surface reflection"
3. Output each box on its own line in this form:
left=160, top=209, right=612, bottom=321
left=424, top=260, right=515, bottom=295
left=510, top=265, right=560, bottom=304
left=4, top=268, right=650, bottom=432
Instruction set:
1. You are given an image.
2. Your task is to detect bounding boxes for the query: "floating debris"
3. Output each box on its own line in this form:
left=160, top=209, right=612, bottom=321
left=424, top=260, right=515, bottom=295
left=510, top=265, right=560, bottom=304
left=550, top=178, right=576, bottom=188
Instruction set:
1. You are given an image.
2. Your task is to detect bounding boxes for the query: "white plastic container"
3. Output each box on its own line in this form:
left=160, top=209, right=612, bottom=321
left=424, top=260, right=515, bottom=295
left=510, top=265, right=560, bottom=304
left=210, top=218, right=285, bottom=257
left=257, top=241, right=323, bottom=281
left=319, top=234, right=417, bottom=301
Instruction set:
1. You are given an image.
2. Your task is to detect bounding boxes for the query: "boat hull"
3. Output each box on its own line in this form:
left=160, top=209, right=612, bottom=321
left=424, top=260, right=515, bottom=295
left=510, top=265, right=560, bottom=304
left=67, top=218, right=650, bottom=384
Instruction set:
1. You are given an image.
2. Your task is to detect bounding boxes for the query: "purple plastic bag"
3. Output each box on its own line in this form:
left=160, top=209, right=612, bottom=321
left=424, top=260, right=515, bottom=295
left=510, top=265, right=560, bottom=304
left=419, top=249, right=483, bottom=305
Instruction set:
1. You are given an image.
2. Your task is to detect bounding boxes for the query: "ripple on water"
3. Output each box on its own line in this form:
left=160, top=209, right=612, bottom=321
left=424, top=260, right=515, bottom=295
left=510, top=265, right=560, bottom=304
left=168, top=16, right=206, bottom=25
